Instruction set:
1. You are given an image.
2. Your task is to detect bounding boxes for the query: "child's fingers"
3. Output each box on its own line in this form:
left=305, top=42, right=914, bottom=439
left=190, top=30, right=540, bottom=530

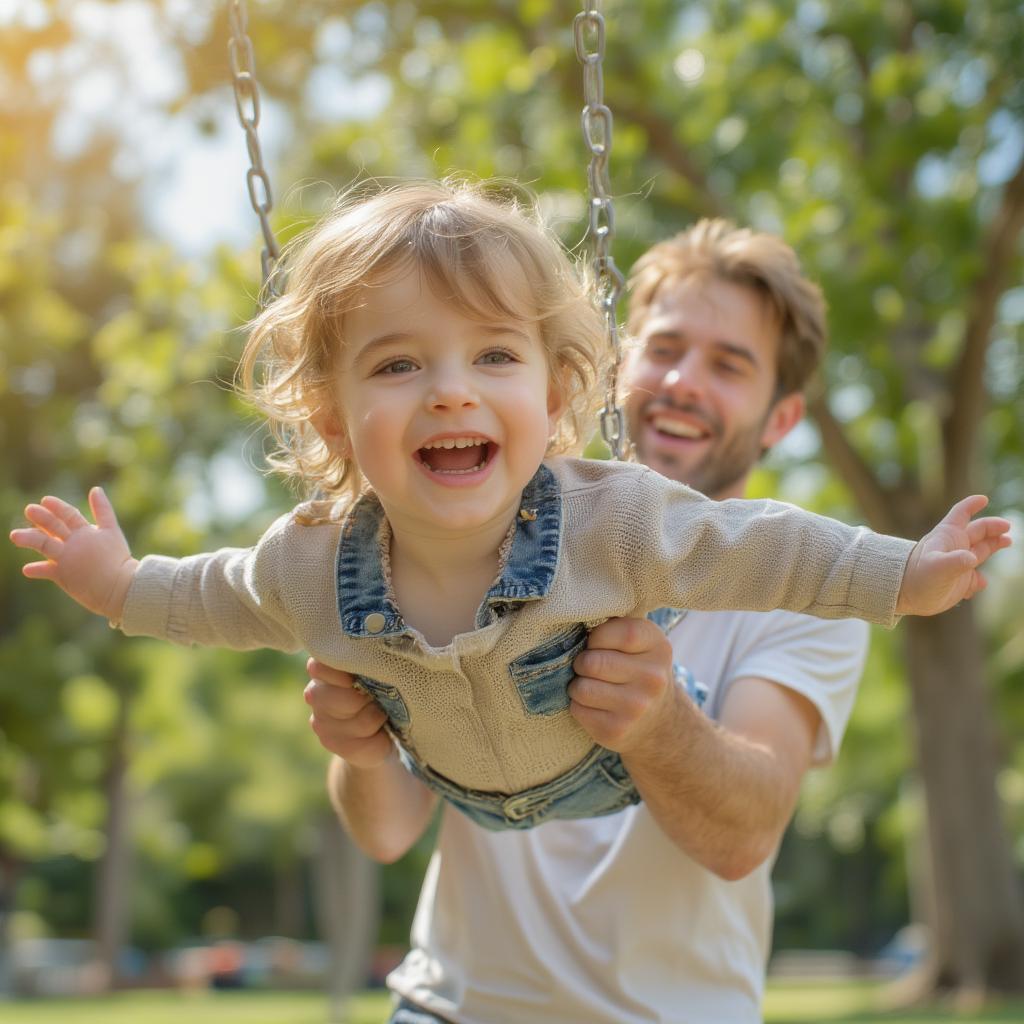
left=965, top=516, right=1011, bottom=544
left=23, top=503, right=72, bottom=539
left=9, top=527, right=63, bottom=560
left=39, top=495, right=90, bottom=531
left=971, top=535, right=1012, bottom=566
left=88, top=487, right=120, bottom=530
left=22, top=560, right=59, bottom=581
left=961, top=572, right=988, bottom=602
left=942, top=494, right=989, bottom=529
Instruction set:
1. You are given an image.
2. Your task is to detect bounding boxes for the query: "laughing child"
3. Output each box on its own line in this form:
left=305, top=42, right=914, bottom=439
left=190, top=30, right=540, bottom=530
left=11, top=180, right=1011, bottom=830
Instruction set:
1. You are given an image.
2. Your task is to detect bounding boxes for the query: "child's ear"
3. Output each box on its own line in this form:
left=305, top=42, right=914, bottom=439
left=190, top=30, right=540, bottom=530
left=311, top=407, right=351, bottom=458
left=546, top=370, right=569, bottom=431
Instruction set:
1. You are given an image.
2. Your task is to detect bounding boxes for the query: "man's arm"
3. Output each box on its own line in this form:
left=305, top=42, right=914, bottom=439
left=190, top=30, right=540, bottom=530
left=306, top=659, right=438, bottom=863
left=569, top=618, right=820, bottom=880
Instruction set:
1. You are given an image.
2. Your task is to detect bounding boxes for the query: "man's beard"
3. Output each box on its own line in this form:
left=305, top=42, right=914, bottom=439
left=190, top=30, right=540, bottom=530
left=632, top=401, right=769, bottom=499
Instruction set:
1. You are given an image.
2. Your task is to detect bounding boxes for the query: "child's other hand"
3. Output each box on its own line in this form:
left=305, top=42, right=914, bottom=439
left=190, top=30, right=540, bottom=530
left=896, top=495, right=1012, bottom=617
left=10, top=487, right=139, bottom=622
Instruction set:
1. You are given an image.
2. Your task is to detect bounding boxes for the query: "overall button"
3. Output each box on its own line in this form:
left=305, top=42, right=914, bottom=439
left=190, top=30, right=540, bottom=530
left=364, top=612, right=387, bottom=634
left=503, top=794, right=551, bottom=820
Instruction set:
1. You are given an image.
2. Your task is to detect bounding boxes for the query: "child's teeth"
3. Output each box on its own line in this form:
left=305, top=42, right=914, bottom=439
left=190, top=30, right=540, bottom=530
left=422, top=437, right=486, bottom=450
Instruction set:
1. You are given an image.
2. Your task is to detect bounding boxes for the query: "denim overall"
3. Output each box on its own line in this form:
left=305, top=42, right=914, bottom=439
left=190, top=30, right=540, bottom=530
left=336, top=465, right=706, bottom=830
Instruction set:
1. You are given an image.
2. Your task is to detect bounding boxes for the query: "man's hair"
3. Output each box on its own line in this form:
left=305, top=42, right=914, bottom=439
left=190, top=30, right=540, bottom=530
left=627, top=218, right=827, bottom=396
left=238, top=179, right=606, bottom=500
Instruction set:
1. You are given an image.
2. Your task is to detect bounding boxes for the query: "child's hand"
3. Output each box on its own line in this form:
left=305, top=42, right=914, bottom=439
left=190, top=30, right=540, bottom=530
left=10, top=487, right=139, bottom=623
left=896, top=495, right=1012, bottom=617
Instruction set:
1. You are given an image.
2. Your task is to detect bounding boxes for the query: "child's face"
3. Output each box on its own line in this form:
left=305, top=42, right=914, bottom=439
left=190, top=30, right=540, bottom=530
left=325, top=262, right=562, bottom=536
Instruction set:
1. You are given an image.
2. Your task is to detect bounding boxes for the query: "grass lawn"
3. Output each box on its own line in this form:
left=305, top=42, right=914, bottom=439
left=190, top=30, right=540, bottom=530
left=0, top=981, right=1022, bottom=1023
left=763, top=978, right=1024, bottom=1022
left=0, top=989, right=391, bottom=1024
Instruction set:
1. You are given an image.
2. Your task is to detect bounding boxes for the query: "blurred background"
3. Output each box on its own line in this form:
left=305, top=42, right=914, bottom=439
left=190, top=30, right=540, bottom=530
left=1, top=0, right=1022, bottom=1020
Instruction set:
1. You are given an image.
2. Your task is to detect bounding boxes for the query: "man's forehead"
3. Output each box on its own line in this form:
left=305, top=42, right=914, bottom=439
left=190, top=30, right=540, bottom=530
left=642, top=276, right=780, bottom=343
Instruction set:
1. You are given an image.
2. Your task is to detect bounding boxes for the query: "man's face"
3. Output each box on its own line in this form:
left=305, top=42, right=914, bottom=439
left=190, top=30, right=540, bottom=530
left=623, top=275, right=802, bottom=500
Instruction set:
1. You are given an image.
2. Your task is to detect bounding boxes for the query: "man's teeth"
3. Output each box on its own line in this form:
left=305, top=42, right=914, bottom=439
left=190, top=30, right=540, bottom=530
left=420, top=437, right=487, bottom=450
left=652, top=417, right=706, bottom=439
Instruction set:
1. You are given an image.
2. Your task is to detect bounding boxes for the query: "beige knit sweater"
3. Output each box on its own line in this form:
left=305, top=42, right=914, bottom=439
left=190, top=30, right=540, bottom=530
left=121, top=457, right=914, bottom=794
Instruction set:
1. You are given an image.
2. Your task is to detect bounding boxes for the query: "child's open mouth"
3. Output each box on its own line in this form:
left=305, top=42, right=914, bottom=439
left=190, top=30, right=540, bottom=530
left=414, top=436, right=497, bottom=477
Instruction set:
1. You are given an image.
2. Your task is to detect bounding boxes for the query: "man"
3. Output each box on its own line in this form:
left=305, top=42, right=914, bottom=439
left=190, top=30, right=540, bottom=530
left=304, top=219, right=868, bottom=1023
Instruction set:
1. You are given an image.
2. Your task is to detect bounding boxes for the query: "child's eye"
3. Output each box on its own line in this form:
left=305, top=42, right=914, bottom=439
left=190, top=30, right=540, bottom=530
left=477, top=348, right=516, bottom=366
left=377, top=357, right=418, bottom=375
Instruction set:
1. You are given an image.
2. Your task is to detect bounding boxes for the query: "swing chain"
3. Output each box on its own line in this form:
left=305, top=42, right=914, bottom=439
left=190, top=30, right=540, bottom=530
left=574, top=2, right=627, bottom=459
left=228, top=0, right=283, bottom=299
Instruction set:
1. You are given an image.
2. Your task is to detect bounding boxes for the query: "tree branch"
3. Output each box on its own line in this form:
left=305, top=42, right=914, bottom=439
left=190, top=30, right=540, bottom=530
left=943, top=147, right=1024, bottom=499
left=545, top=34, right=727, bottom=220
left=607, top=97, right=729, bottom=219
left=808, top=395, right=896, bottom=534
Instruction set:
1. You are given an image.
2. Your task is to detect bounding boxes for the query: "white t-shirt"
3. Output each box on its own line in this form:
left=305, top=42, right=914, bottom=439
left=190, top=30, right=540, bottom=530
left=388, top=609, right=869, bottom=1024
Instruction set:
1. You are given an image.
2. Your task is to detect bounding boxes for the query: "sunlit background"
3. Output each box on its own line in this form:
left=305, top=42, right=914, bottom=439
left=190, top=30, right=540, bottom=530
left=1, top=0, right=1023, bottom=1019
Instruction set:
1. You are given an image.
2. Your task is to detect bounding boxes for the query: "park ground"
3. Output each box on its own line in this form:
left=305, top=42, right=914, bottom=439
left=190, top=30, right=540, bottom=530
left=1, top=980, right=1024, bottom=1024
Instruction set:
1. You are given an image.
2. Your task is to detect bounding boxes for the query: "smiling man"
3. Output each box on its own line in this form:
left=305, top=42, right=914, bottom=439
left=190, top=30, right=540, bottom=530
left=306, top=218, right=872, bottom=1024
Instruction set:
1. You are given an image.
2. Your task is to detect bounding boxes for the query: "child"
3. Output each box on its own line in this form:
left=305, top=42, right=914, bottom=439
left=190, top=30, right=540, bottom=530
left=11, top=180, right=1011, bottom=831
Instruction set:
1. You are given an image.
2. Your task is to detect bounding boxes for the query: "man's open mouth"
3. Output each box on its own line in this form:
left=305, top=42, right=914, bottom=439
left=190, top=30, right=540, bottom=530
left=414, top=436, right=497, bottom=475
left=650, top=415, right=710, bottom=441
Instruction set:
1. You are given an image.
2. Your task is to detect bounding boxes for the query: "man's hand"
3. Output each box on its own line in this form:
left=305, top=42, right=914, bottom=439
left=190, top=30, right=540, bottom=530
left=305, top=659, right=395, bottom=769
left=308, top=658, right=436, bottom=862
left=568, top=617, right=685, bottom=756
left=896, top=495, right=1012, bottom=616
left=10, top=487, right=138, bottom=622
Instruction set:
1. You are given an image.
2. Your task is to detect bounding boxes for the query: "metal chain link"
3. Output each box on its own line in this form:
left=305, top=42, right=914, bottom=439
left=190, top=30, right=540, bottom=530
left=574, top=2, right=627, bottom=459
left=228, top=0, right=283, bottom=300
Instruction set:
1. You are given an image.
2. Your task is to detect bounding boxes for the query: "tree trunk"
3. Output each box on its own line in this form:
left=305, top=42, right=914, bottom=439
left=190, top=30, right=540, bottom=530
left=903, top=608, right=1024, bottom=995
left=312, top=814, right=380, bottom=1024
left=274, top=857, right=305, bottom=938
left=93, top=686, right=134, bottom=991
left=0, top=854, right=18, bottom=997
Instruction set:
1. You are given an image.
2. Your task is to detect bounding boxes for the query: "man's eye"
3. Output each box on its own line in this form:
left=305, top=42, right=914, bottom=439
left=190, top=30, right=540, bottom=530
left=716, top=361, right=742, bottom=376
left=377, top=358, right=418, bottom=375
left=648, top=346, right=677, bottom=362
left=477, top=348, right=516, bottom=365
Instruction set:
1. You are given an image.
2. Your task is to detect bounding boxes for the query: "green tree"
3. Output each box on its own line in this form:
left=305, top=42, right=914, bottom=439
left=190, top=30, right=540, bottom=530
left=1, top=6, right=381, bottom=998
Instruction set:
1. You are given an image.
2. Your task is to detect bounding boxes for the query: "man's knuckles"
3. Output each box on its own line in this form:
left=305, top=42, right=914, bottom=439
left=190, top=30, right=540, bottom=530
left=309, top=681, right=376, bottom=718
left=573, top=649, right=668, bottom=696
left=588, top=615, right=664, bottom=654
left=306, top=660, right=358, bottom=689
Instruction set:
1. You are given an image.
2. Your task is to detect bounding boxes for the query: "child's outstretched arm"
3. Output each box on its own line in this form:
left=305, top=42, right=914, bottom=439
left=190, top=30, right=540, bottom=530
left=895, top=494, right=1012, bottom=616
left=10, top=487, right=138, bottom=622
left=11, top=488, right=307, bottom=653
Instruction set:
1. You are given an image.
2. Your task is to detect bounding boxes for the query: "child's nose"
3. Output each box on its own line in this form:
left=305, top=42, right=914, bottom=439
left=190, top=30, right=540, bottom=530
left=426, top=370, right=480, bottom=411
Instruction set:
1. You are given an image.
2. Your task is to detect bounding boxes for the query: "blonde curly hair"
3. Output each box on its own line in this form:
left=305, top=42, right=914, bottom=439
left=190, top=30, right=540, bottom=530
left=238, top=179, right=607, bottom=503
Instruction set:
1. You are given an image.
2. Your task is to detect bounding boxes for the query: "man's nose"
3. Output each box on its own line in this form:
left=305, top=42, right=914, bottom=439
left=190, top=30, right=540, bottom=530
left=659, top=351, right=706, bottom=402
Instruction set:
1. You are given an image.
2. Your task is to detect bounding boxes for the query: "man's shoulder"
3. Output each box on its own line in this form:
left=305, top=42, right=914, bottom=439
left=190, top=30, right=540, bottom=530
left=677, top=606, right=869, bottom=652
